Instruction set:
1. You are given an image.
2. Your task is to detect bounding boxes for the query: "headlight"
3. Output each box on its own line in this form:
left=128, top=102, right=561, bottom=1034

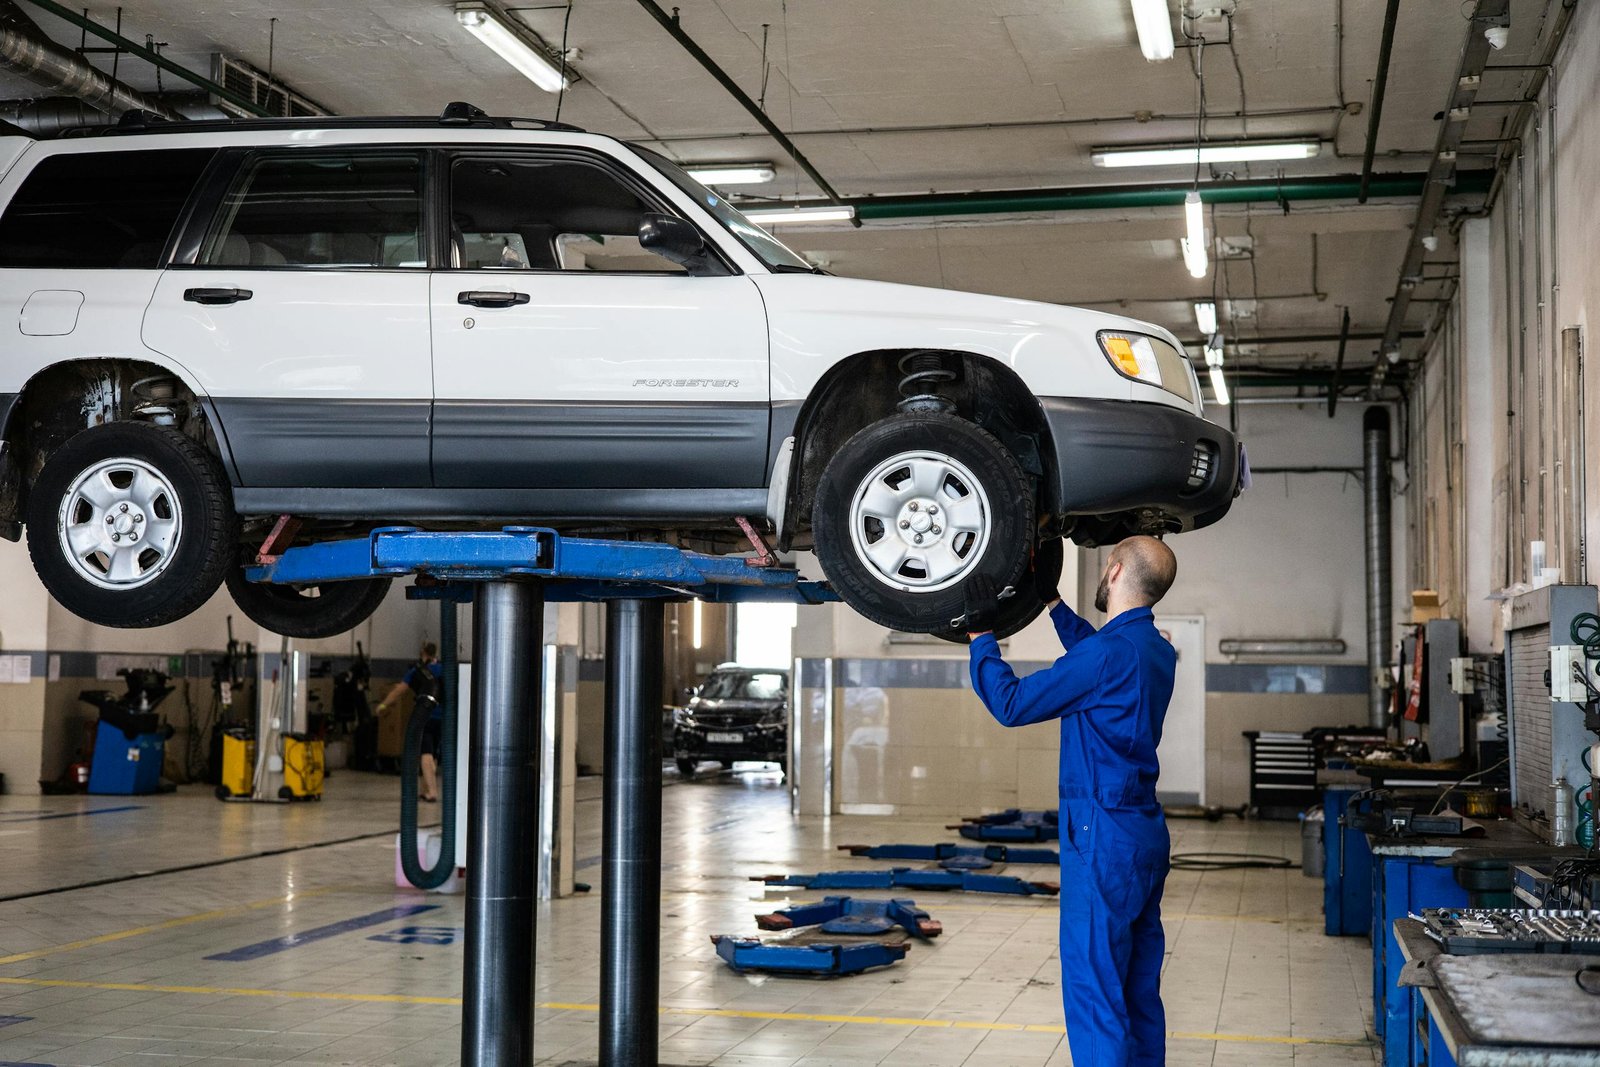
left=1097, top=331, right=1196, bottom=404
left=672, top=707, right=694, bottom=727
left=1097, top=332, right=1163, bottom=387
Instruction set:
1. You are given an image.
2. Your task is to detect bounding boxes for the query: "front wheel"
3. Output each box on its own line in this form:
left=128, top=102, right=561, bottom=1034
left=675, top=758, right=698, bottom=778
left=225, top=564, right=391, bottom=639
left=26, top=422, right=235, bottom=629
left=812, top=412, right=1034, bottom=634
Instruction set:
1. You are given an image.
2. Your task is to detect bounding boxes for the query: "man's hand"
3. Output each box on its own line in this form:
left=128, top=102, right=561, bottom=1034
left=1031, top=541, right=1062, bottom=609
left=963, top=574, right=1001, bottom=637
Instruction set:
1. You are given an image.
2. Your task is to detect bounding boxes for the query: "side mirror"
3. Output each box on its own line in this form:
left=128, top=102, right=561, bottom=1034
left=639, top=213, right=710, bottom=271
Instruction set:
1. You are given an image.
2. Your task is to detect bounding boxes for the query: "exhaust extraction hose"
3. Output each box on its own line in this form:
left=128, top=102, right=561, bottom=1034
left=399, top=600, right=459, bottom=889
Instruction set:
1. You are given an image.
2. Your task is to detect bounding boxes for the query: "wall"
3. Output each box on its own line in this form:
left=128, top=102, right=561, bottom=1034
left=1411, top=0, right=1600, bottom=642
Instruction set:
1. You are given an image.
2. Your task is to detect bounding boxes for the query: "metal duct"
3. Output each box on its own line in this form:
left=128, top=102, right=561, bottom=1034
left=0, top=2, right=178, bottom=121
left=1363, top=407, right=1394, bottom=729
left=0, top=96, right=110, bottom=133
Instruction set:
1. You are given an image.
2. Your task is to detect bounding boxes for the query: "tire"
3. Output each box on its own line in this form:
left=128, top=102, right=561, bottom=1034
left=717, top=760, right=733, bottom=769
left=932, top=536, right=1064, bottom=644
left=675, top=758, right=698, bottom=778
left=813, top=412, right=1034, bottom=634
left=225, top=564, right=392, bottom=639
left=278, top=785, right=293, bottom=801
left=215, top=785, right=230, bottom=801
left=27, top=422, right=234, bottom=629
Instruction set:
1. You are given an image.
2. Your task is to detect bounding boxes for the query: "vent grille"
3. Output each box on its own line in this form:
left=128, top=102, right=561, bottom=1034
left=210, top=54, right=330, bottom=118
left=1186, top=442, right=1216, bottom=491
left=1509, top=624, right=1553, bottom=809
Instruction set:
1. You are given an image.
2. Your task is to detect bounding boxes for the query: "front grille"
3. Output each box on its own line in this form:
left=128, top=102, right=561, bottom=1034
left=1185, top=442, right=1217, bottom=491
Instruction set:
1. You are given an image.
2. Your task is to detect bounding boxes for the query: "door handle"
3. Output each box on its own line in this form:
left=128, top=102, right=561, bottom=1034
left=457, top=290, right=530, bottom=308
left=183, top=287, right=253, bottom=305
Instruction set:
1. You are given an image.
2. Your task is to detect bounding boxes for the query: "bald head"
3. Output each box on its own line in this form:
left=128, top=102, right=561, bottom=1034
left=1094, top=536, right=1177, bottom=616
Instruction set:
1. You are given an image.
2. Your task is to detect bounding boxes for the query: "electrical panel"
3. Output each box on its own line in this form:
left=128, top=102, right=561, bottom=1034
left=1551, top=646, right=1600, bottom=704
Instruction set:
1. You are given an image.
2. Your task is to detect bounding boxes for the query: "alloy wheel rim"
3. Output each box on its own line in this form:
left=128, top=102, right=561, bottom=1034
left=847, top=449, right=991, bottom=593
left=57, top=456, right=183, bottom=590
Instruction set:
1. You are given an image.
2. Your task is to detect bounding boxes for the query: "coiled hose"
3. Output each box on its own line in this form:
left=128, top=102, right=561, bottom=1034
left=399, top=601, right=458, bottom=889
left=1573, top=613, right=1600, bottom=850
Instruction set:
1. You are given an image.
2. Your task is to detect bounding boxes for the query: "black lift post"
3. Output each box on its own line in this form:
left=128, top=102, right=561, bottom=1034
left=602, top=599, right=665, bottom=1066
left=461, top=580, right=543, bottom=1066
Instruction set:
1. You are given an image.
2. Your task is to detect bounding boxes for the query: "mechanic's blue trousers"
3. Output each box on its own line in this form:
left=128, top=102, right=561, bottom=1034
left=1058, top=801, right=1169, bottom=1067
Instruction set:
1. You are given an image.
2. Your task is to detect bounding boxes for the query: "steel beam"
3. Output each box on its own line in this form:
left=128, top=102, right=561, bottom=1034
left=461, top=580, right=543, bottom=1067
left=601, top=599, right=665, bottom=1067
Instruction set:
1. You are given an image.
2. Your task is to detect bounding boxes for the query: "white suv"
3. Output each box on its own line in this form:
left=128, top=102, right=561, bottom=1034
left=0, top=104, right=1242, bottom=639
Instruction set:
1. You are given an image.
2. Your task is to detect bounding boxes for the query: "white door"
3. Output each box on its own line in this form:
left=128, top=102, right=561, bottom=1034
left=428, top=150, right=769, bottom=489
left=142, top=148, right=433, bottom=488
left=1155, top=615, right=1206, bottom=805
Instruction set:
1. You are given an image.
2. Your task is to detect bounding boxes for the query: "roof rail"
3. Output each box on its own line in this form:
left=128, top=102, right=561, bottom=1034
left=40, top=100, right=587, bottom=139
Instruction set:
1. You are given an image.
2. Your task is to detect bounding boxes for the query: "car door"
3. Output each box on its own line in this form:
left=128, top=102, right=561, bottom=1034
left=142, top=147, right=433, bottom=489
left=428, top=148, right=769, bottom=490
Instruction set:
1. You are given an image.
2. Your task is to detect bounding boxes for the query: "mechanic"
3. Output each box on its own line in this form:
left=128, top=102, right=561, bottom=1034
left=964, top=535, right=1178, bottom=1067
left=376, top=641, right=446, bottom=803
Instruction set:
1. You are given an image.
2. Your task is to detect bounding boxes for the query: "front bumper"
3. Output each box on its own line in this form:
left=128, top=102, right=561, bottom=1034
left=673, top=723, right=787, bottom=762
left=1040, top=397, right=1243, bottom=537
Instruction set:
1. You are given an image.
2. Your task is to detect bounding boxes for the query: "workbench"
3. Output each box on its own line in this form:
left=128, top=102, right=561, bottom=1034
left=1368, top=821, right=1545, bottom=1067
left=1395, top=918, right=1600, bottom=1066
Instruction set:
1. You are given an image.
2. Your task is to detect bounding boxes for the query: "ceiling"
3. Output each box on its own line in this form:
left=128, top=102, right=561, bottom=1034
left=0, top=0, right=1562, bottom=383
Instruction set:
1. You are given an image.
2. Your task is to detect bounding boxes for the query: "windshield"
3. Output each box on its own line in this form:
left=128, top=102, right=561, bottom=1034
left=631, top=146, right=813, bottom=271
left=700, top=671, right=787, bottom=702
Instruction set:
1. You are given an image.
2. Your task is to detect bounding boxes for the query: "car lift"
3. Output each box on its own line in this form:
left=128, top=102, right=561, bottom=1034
left=837, top=842, right=1060, bottom=869
left=252, top=525, right=834, bottom=1067
left=756, top=867, right=1059, bottom=896
left=711, top=896, right=941, bottom=977
left=950, top=808, right=1060, bottom=842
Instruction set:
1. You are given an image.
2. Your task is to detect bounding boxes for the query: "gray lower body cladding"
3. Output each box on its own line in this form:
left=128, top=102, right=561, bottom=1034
left=1041, top=396, right=1241, bottom=531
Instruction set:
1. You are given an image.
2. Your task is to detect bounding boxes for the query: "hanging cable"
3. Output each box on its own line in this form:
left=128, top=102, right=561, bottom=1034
left=1170, top=852, right=1298, bottom=871
left=553, top=0, right=574, bottom=124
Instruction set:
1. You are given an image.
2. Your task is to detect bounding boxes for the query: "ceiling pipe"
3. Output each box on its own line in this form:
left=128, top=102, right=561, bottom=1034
left=0, top=0, right=177, bottom=119
left=628, top=0, right=850, bottom=215
left=1328, top=306, right=1352, bottom=417
left=1373, top=0, right=1512, bottom=390
left=1177, top=328, right=1423, bottom=347
left=0, top=95, right=110, bottom=132
left=1358, top=0, right=1402, bottom=203
left=18, top=0, right=269, bottom=117
left=764, top=171, right=1493, bottom=223
left=1363, top=407, right=1393, bottom=730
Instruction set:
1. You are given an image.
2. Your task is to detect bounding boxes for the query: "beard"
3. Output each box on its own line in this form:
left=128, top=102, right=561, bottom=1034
left=1094, top=572, right=1110, bottom=614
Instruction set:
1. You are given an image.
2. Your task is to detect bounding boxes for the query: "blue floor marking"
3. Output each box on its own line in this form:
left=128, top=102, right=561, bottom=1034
left=575, top=855, right=602, bottom=870
left=203, top=904, right=441, bottom=962
left=0, top=806, right=143, bottom=823
left=0, top=1016, right=33, bottom=1027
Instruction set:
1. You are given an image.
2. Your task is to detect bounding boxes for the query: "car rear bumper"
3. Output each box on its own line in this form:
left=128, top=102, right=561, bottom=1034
left=1040, top=396, right=1244, bottom=534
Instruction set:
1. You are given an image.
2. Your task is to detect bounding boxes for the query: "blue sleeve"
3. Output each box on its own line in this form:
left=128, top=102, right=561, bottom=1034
left=402, top=665, right=420, bottom=688
left=1050, top=601, right=1097, bottom=650
left=968, top=633, right=1107, bottom=728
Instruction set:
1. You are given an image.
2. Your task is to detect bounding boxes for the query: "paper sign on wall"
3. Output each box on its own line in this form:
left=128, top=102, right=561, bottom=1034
left=11, top=655, right=29, bottom=684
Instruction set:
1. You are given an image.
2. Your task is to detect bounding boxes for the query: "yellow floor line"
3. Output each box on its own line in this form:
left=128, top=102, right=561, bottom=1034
left=0, top=975, right=1371, bottom=1047
left=0, top=884, right=353, bottom=965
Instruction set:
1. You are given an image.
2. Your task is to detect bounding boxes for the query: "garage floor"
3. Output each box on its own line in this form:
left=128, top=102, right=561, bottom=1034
left=0, top=773, right=1376, bottom=1066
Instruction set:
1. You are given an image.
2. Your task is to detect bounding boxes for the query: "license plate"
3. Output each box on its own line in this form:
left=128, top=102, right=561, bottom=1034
left=706, top=731, right=743, bottom=744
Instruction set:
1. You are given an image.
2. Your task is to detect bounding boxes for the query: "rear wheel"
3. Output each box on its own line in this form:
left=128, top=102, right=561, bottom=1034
left=932, top=536, right=1064, bottom=644
left=225, top=564, right=391, bottom=639
left=813, top=412, right=1034, bottom=634
left=27, top=422, right=234, bottom=628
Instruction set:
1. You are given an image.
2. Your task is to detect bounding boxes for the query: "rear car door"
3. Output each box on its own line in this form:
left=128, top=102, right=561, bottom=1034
left=143, top=147, right=433, bottom=489
left=427, top=148, right=769, bottom=490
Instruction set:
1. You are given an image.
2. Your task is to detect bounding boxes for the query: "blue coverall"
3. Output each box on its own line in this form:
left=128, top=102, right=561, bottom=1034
left=969, top=602, right=1175, bottom=1067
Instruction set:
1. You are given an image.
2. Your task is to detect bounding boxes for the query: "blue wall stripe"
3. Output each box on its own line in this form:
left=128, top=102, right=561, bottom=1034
left=1204, top=663, right=1367, bottom=695
left=795, top=657, right=1365, bottom=694
left=204, top=904, right=441, bottom=962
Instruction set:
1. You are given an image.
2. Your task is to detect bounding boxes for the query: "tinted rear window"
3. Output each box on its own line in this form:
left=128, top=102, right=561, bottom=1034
left=0, top=148, right=215, bottom=269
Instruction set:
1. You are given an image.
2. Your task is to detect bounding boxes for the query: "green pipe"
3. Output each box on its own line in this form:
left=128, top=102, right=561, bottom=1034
left=19, top=0, right=271, bottom=117
left=852, top=171, right=1494, bottom=221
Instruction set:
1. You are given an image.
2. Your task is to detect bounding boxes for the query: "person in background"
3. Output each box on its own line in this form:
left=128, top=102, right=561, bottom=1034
left=376, top=641, right=445, bottom=802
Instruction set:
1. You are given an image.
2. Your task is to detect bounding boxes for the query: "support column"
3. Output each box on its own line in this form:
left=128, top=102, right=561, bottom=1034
left=601, top=598, right=664, bottom=1067
left=461, top=580, right=543, bottom=1067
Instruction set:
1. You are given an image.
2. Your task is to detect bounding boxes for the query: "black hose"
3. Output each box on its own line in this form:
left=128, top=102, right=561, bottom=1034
left=1170, top=852, right=1299, bottom=871
left=399, top=602, right=459, bottom=890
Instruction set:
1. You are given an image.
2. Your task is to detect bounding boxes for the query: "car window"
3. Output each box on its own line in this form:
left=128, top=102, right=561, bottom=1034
left=448, top=154, right=687, bottom=273
left=630, top=146, right=813, bottom=271
left=200, top=152, right=425, bottom=269
left=0, top=148, right=215, bottom=269
left=700, top=671, right=787, bottom=701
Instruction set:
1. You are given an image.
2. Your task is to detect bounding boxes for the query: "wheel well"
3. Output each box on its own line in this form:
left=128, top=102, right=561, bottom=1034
left=0, top=359, right=221, bottom=530
left=782, top=349, right=1059, bottom=548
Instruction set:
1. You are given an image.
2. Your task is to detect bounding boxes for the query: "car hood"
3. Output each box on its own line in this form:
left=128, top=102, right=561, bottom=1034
left=750, top=273, right=1203, bottom=413
left=688, top=698, right=784, bottom=717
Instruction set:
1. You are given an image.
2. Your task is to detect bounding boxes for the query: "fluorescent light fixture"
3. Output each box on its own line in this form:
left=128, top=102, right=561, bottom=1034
left=692, top=599, right=703, bottom=650
left=456, top=4, right=569, bottom=93
left=1194, top=301, right=1217, bottom=335
left=1208, top=365, right=1230, bottom=405
left=1180, top=190, right=1208, bottom=279
left=685, top=163, right=777, bottom=186
left=1129, top=0, right=1175, bottom=61
left=743, top=205, right=857, bottom=225
left=1093, top=140, right=1321, bottom=168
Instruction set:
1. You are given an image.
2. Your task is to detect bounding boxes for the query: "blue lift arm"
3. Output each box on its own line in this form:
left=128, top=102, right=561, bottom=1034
left=756, top=867, right=1059, bottom=897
